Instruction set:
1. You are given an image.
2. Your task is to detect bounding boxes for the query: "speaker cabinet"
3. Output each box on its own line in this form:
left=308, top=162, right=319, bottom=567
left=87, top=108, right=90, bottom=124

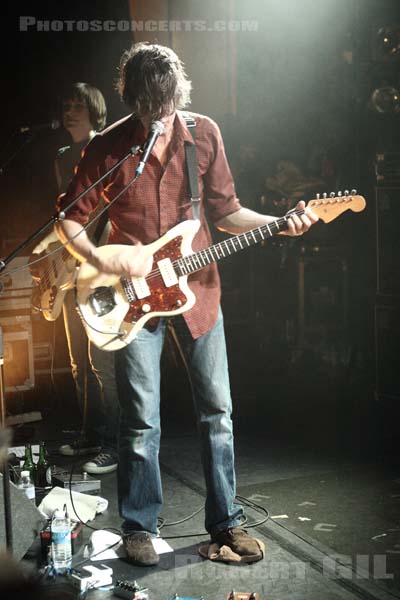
left=297, top=250, right=348, bottom=351
left=376, top=187, right=400, bottom=296
left=375, top=297, right=400, bottom=400
left=0, top=476, right=47, bottom=560
left=1, top=316, right=34, bottom=392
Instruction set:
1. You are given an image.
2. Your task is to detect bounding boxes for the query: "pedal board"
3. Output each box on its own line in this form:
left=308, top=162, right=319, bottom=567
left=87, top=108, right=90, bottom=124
left=52, top=471, right=101, bottom=495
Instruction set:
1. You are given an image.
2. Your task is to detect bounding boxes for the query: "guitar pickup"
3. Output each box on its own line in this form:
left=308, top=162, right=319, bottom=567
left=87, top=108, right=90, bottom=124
left=131, top=276, right=150, bottom=299
left=157, top=258, right=179, bottom=287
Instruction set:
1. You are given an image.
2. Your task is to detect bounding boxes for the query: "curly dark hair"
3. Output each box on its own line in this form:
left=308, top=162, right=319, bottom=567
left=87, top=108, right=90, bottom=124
left=116, top=42, right=192, bottom=120
left=60, top=82, right=107, bottom=131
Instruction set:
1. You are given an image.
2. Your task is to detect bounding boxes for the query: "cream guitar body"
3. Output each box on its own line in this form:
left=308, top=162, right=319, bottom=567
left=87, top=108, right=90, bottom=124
left=76, top=220, right=200, bottom=350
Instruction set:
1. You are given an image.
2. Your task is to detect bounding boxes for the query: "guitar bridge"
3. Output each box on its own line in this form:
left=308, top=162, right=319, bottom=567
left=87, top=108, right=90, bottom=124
left=88, top=286, right=117, bottom=316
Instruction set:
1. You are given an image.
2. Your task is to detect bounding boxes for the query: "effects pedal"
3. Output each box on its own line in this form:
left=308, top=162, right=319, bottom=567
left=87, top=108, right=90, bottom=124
left=52, top=471, right=101, bottom=495
left=169, top=595, right=204, bottom=600
left=113, top=579, right=149, bottom=600
left=226, top=592, right=259, bottom=600
left=70, top=564, right=113, bottom=593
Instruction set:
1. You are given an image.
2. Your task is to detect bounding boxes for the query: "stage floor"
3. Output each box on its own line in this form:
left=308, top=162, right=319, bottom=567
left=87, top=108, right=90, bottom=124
left=10, top=414, right=400, bottom=600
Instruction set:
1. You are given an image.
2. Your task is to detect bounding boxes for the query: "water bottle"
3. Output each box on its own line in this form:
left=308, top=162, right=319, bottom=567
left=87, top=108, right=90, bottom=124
left=51, top=505, right=72, bottom=572
left=17, top=470, right=36, bottom=503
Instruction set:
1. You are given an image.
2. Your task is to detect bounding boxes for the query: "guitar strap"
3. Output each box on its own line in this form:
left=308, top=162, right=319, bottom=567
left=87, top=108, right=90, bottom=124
left=183, top=114, right=200, bottom=221
left=91, top=206, right=110, bottom=246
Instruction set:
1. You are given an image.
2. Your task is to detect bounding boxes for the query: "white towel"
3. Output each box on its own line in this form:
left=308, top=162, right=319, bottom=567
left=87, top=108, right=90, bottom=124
left=38, top=486, right=108, bottom=522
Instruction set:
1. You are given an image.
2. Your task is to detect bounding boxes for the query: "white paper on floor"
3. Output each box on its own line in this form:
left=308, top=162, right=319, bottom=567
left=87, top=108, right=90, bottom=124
left=87, top=530, right=173, bottom=561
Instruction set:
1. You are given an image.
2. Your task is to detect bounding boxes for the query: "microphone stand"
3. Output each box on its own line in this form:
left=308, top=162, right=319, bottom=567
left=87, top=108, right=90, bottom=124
left=0, top=144, right=141, bottom=273
left=0, top=325, right=13, bottom=553
left=0, top=142, right=142, bottom=555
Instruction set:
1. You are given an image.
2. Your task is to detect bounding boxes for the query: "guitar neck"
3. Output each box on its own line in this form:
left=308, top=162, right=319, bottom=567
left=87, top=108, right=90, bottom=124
left=174, top=210, right=303, bottom=276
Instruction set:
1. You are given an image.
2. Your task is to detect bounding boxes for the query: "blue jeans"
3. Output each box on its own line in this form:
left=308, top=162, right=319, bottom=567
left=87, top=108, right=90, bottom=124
left=115, top=308, right=244, bottom=535
left=63, top=289, right=119, bottom=451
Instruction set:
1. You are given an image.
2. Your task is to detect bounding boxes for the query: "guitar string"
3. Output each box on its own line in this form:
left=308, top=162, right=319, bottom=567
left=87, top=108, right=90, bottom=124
left=79, top=195, right=358, bottom=306
left=122, top=210, right=306, bottom=286
left=0, top=196, right=354, bottom=282
left=33, top=200, right=110, bottom=285
left=90, top=209, right=308, bottom=303
left=35, top=249, right=72, bottom=291
left=132, top=197, right=355, bottom=286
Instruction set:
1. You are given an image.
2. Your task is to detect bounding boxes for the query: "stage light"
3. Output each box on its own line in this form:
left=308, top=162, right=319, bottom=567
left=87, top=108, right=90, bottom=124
left=376, top=25, right=400, bottom=58
left=370, top=86, right=400, bottom=115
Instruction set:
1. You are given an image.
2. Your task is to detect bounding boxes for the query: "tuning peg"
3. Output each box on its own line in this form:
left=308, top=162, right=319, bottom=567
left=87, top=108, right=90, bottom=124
left=316, top=193, right=320, bottom=200
left=330, top=192, right=335, bottom=198
left=323, top=193, right=327, bottom=199
left=344, top=190, right=349, bottom=196
left=337, top=191, right=342, bottom=197
left=351, top=189, right=357, bottom=195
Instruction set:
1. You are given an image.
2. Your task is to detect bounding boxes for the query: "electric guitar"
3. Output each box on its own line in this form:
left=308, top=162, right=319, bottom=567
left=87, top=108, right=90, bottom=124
left=31, top=239, right=78, bottom=321
left=32, top=204, right=109, bottom=321
left=76, top=192, right=366, bottom=351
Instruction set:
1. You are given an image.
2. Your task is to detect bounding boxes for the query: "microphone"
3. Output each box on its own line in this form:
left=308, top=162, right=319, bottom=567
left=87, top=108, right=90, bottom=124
left=20, top=119, right=61, bottom=133
left=135, top=121, right=165, bottom=176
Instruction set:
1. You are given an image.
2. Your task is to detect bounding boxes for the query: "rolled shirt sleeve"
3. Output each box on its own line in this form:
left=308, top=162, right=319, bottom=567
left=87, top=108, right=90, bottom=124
left=201, top=118, right=242, bottom=224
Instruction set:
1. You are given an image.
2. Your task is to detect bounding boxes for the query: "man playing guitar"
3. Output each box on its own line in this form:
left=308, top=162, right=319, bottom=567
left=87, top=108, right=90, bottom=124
left=55, top=43, right=318, bottom=567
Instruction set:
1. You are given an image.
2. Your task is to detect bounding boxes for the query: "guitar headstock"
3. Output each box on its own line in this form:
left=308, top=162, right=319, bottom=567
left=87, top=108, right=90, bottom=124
left=307, top=190, right=366, bottom=223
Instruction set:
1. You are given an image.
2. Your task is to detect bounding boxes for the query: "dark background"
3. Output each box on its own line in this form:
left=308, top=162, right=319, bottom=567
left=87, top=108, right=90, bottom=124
left=1, top=0, right=400, bottom=453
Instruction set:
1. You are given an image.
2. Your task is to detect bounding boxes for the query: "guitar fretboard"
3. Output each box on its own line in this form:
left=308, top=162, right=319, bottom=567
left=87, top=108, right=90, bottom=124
left=174, top=210, right=305, bottom=275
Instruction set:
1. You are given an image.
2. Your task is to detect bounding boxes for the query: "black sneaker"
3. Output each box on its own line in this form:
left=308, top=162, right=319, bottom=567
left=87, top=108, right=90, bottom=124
left=59, top=439, right=101, bottom=457
left=82, top=450, right=118, bottom=474
left=123, top=532, right=159, bottom=566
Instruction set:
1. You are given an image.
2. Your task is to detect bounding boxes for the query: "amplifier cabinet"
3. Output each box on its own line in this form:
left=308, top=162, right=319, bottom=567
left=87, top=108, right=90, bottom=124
left=376, top=187, right=400, bottom=297
left=0, top=315, right=34, bottom=392
left=375, top=296, right=400, bottom=400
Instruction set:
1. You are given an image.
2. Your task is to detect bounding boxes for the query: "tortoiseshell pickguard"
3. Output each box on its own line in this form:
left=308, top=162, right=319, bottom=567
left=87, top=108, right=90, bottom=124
left=124, top=236, right=188, bottom=324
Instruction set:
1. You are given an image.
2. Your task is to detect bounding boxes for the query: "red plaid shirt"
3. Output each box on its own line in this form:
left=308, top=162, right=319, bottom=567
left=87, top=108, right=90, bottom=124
left=58, top=111, right=241, bottom=338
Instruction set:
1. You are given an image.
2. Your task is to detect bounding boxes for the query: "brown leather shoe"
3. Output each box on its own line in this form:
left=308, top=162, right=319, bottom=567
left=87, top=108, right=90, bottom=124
left=211, top=527, right=263, bottom=559
left=123, top=532, right=159, bottom=566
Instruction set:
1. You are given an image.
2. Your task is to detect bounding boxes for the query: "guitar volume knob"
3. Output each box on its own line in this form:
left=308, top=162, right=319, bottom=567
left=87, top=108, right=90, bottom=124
left=142, top=303, right=151, bottom=313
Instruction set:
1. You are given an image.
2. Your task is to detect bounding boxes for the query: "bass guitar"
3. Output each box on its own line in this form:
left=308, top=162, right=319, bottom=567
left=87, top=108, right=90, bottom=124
left=31, top=205, right=109, bottom=321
